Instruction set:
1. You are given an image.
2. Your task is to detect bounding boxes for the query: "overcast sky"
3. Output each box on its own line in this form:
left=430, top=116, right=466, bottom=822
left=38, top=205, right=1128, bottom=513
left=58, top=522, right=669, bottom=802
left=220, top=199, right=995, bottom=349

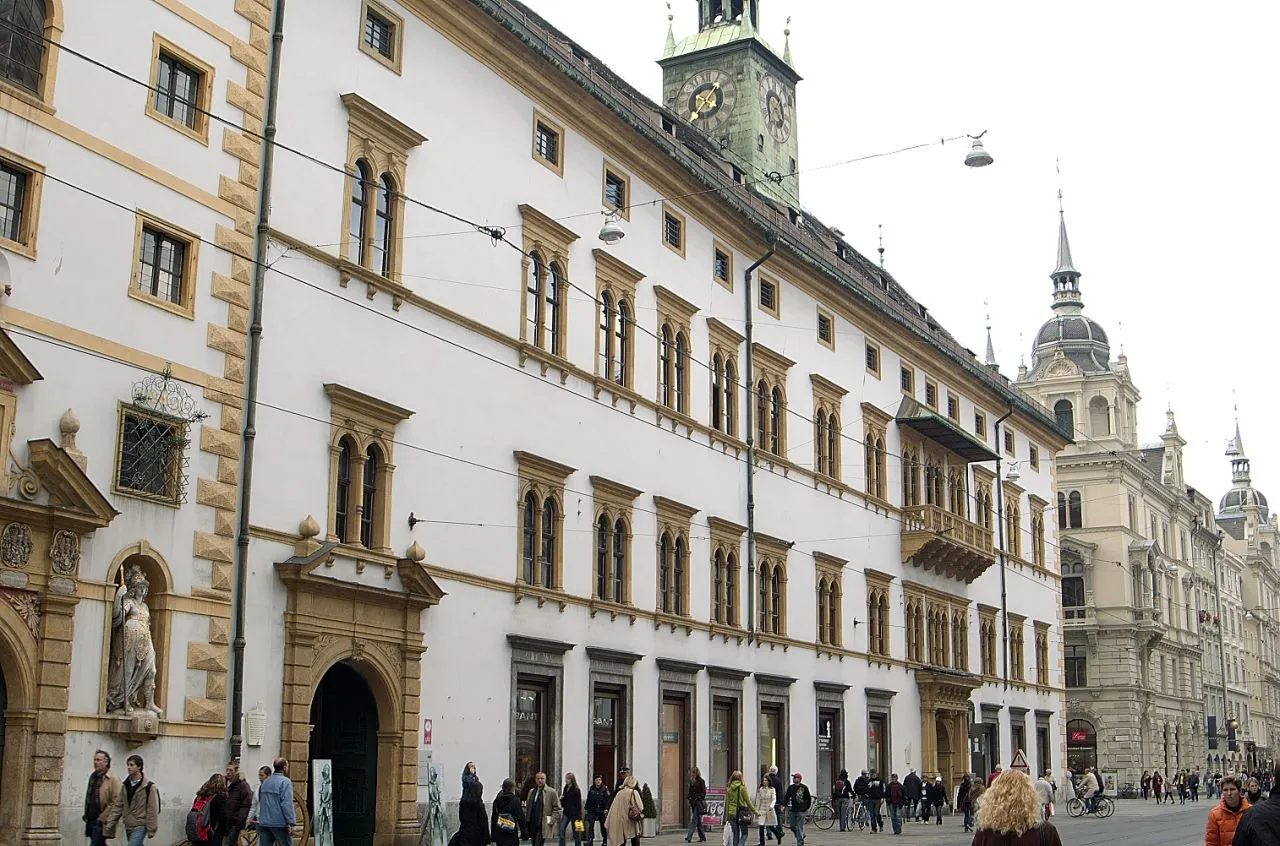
left=520, top=0, right=1280, bottom=508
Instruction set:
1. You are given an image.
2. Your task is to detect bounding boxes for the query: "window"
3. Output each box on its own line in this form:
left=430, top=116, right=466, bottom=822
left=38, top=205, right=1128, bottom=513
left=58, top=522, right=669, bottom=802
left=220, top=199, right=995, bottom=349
left=1053, top=399, right=1075, bottom=437
left=603, top=164, right=629, bottom=217
left=1029, top=444, right=1040, bottom=470
left=924, top=380, right=938, bottom=409
left=753, top=344, right=792, bottom=458
left=0, top=151, right=40, bottom=257
left=713, top=241, right=733, bottom=289
left=326, top=384, right=411, bottom=550
left=662, top=204, right=686, bottom=257
left=904, top=592, right=924, bottom=663
left=359, top=0, right=404, bottom=72
left=900, top=365, right=915, bottom=395
left=816, top=556, right=844, bottom=647
left=708, top=318, right=743, bottom=438
left=901, top=445, right=921, bottom=507
left=532, top=111, right=564, bottom=175
left=1008, top=615, right=1026, bottom=681
left=975, top=411, right=987, bottom=440
left=115, top=407, right=185, bottom=504
left=926, top=602, right=950, bottom=667
left=520, top=204, right=578, bottom=358
left=591, top=476, right=639, bottom=606
left=865, top=575, right=889, bottom=656
left=1089, top=396, right=1111, bottom=436
left=1035, top=624, right=1050, bottom=686
left=148, top=38, right=213, bottom=142
left=709, top=517, right=744, bottom=627
left=656, top=286, right=698, bottom=416
left=1004, top=489, right=1022, bottom=558
left=342, top=93, right=424, bottom=281
left=952, top=608, right=969, bottom=670
left=1064, top=645, right=1087, bottom=687
left=979, top=608, right=997, bottom=676
left=816, top=308, right=835, bottom=350
left=811, top=375, right=846, bottom=480
left=595, top=250, right=641, bottom=390
left=865, top=341, right=881, bottom=377
left=758, top=275, right=780, bottom=318
left=1058, top=490, right=1082, bottom=530
left=0, top=0, right=52, bottom=100
left=130, top=214, right=198, bottom=317
left=515, top=451, right=574, bottom=590
left=1029, top=499, right=1047, bottom=567
left=946, top=394, right=959, bottom=421
left=655, top=496, right=697, bottom=618
left=757, top=541, right=788, bottom=635
left=862, top=403, right=890, bottom=501
left=1003, top=428, right=1015, bottom=457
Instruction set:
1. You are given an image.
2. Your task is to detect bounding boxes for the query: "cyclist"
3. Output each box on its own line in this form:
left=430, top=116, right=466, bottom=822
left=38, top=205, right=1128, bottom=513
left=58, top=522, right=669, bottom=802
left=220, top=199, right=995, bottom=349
left=1081, top=768, right=1101, bottom=815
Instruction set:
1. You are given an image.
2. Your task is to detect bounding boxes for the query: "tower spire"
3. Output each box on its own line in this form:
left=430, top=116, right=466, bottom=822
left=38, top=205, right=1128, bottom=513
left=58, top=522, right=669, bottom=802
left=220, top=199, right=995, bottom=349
left=984, top=300, right=998, bottom=368
left=663, top=2, right=675, bottom=57
left=782, top=16, right=793, bottom=66
left=1050, top=190, right=1083, bottom=314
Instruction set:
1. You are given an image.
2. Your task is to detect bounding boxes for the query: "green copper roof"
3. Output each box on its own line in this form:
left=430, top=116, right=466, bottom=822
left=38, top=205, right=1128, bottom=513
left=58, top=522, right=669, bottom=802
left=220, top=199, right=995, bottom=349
left=665, top=22, right=782, bottom=63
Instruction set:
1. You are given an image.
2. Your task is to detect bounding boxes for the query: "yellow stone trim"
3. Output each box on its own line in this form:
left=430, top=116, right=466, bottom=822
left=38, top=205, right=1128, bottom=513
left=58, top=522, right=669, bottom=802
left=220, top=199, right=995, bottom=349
left=602, top=160, right=631, bottom=219
left=751, top=342, right=794, bottom=378
left=128, top=209, right=201, bottom=319
left=706, top=317, right=743, bottom=355
left=358, top=0, right=405, bottom=75
left=150, top=0, right=240, bottom=47
left=712, top=239, right=734, bottom=291
left=531, top=108, right=565, bottom=177
left=145, top=33, right=216, bottom=146
left=0, top=146, right=44, bottom=259
left=66, top=714, right=226, bottom=738
left=661, top=203, right=687, bottom=258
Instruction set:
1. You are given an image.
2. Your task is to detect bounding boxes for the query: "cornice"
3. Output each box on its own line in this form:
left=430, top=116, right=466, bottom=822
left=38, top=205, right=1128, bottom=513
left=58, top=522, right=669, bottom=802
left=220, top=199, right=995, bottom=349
left=340, top=92, right=428, bottom=150
left=324, top=383, right=414, bottom=428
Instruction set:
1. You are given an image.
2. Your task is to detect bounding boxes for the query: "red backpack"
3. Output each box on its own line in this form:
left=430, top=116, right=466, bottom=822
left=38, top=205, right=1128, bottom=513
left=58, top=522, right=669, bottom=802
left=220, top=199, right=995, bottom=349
left=185, top=794, right=214, bottom=842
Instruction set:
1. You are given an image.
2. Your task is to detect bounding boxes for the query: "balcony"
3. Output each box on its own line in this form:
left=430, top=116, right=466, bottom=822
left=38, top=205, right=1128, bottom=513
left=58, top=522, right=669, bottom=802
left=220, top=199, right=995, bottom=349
left=901, top=503, right=996, bottom=583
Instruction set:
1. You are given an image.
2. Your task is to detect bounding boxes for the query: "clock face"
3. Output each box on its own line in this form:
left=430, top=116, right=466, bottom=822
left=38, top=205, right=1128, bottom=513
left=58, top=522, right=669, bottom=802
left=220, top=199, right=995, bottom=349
left=675, top=69, right=737, bottom=133
left=758, top=73, right=793, bottom=143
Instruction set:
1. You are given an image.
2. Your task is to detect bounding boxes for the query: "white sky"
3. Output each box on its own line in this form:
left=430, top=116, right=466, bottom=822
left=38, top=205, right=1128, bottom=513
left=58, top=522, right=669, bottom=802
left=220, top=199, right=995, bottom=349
left=519, top=0, right=1280, bottom=507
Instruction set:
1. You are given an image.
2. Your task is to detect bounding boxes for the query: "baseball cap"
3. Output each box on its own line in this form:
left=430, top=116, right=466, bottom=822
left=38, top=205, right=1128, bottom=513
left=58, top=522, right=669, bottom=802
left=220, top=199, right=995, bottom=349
left=792, top=772, right=802, bottom=779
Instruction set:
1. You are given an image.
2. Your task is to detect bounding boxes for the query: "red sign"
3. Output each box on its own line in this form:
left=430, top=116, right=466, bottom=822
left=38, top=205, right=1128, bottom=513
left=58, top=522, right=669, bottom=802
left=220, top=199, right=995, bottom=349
left=1069, top=730, right=1089, bottom=742
left=423, top=718, right=433, bottom=745
left=1010, top=749, right=1030, bottom=774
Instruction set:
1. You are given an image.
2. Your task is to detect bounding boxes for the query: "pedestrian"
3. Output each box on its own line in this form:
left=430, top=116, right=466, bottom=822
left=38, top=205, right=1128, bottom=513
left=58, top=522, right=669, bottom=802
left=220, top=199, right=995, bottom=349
left=491, top=779, right=524, bottom=846
left=452, top=776, right=490, bottom=846
left=1245, top=777, right=1262, bottom=805
left=1153, top=770, right=1165, bottom=805
left=925, top=776, right=946, bottom=825
left=833, top=769, right=853, bottom=832
left=864, top=771, right=884, bottom=833
left=1234, top=763, right=1280, bottom=846
left=559, top=773, right=583, bottom=846
left=604, top=775, right=643, bottom=846
left=970, top=771, right=1063, bottom=846
left=84, top=749, right=122, bottom=846
left=224, top=759, right=254, bottom=846
left=585, top=775, right=611, bottom=846
left=765, top=767, right=785, bottom=843
left=188, top=773, right=232, bottom=846
left=852, top=770, right=870, bottom=825
left=248, top=765, right=271, bottom=827
left=885, top=773, right=904, bottom=835
left=987, top=766, right=1003, bottom=787
left=1166, top=773, right=1176, bottom=805
left=525, top=772, right=562, bottom=846
left=1192, top=768, right=1202, bottom=802
left=752, top=775, right=775, bottom=846
left=1141, top=770, right=1152, bottom=801
left=686, top=766, right=707, bottom=843
left=780, top=773, right=811, bottom=846
left=255, top=757, right=297, bottom=846
left=957, top=774, right=973, bottom=833
left=104, top=754, right=159, bottom=846
left=1034, top=771, right=1056, bottom=823
left=969, top=779, right=986, bottom=819
left=1205, top=776, right=1251, bottom=846
left=613, top=768, right=631, bottom=800
left=902, top=769, right=921, bottom=821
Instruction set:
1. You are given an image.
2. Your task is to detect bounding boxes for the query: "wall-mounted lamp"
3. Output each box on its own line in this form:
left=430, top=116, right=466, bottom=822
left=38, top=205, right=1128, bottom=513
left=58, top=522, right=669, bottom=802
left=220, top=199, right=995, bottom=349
left=408, top=511, right=425, bottom=529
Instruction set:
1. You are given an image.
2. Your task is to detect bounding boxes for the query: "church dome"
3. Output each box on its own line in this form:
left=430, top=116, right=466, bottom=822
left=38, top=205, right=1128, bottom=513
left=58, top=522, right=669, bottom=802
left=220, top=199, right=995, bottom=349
left=1032, top=313, right=1111, bottom=373
left=1219, top=487, right=1268, bottom=515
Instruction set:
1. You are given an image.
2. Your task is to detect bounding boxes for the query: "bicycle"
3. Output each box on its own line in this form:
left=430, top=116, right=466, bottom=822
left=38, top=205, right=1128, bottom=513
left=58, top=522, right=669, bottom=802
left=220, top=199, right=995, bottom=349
left=852, top=801, right=870, bottom=830
left=808, top=799, right=837, bottom=830
left=1065, top=794, right=1114, bottom=819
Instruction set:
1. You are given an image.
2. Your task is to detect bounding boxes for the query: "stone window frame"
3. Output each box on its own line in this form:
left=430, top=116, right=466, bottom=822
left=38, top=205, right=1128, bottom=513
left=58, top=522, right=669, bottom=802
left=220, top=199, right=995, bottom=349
left=974, top=410, right=988, bottom=441
left=755, top=672, right=794, bottom=772
left=1008, top=612, right=1027, bottom=682
left=0, top=0, right=63, bottom=113
left=945, top=391, right=960, bottom=422
left=655, top=285, right=699, bottom=418
left=861, top=402, right=891, bottom=503
left=904, top=584, right=925, bottom=664
left=340, top=93, right=426, bottom=284
left=358, top=0, right=404, bottom=74
left=708, top=666, right=747, bottom=782
left=973, top=466, right=996, bottom=531
left=756, top=532, right=790, bottom=638
left=656, top=658, right=701, bottom=802
left=810, top=374, right=846, bottom=482
left=707, top=318, right=744, bottom=442
left=900, top=362, right=915, bottom=396
left=926, top=598, right=950, bottom=668
left=708, top=516, right=745, bottom=631
left=128, top=210, right=200, bottom=320
left=1003, top=426, right=1016, bottom=457
left=900, top=435, right=921, bottom=508
left=864, top=339, right=881, bottom=378
left=112, top=400, right=186, bottom=507
left=0, top=146, right=43, bottom=260
left=1003, top=480, right=1024, bottom=559
left=864, top=568, right=892, bottom=658
left=908, top=581, right=969, bottom=672
left=590, top=475, right=642, bottom=613
left=816, top=306, right=836, bottom=351
left=753, top=343, right=794, bottom=459
left=1033, top=621, right=1050, bottom=687
left=1029, top=443, right=1040, bottom=471
left=593, top=248, right=642, bottom=395
left=951, top=601, right=970, bottom=671
left=1028, top=494, right=1048, bottom=568
left=519, top=204, right=578, bottom=362
left=978, top=604, right=997, bottom=678
left=654, top=495, right=698, bottom=622
left=532, top=109, right=565, bottom=176
left=757, top=271, right=781, bottom=319
left=515, top=450, right=576, bottom=593
left=661, top=202, right=687, bottom=258
left=586, top=646, right=640, bottom=779
left=815, top=552, right=845, bottom=649
left=924, top=378, right=938, bottom=410
left=508, top=635, right=572, bottom=787
left=712, top=239, right=734, bottom=290
left=145, top=34, right=216, bottom=145
left=602, top=160, right=631, bottom=219
left=324, top=383, right=412, bottom=553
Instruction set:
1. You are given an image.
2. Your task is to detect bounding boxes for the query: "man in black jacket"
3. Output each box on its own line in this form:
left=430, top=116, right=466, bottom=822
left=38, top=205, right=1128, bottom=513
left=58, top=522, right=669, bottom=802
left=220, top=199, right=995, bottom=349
left=224, top=759, right=254, bottom=846
left=863, top=773, right=885, bottom=833
left=1234, top=762, right=1280, bottom=846
left=584, top=776, right=610, bottom=846
left=781, top=774, right=812, bottom=846
left=901, top=770, right=921, bottom=821
left=851, top=771, right=869, bottom=829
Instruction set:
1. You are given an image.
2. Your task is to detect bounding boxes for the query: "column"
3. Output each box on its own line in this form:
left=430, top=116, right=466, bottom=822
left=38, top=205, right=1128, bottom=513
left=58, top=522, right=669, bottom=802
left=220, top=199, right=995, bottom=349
left=23, top=592, right=77, bottom=844
left=922, top=706, right=938, bottom=778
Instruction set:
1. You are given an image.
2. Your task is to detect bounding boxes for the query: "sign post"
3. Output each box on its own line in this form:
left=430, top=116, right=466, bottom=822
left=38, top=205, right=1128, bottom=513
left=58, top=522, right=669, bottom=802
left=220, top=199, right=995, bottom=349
left=1010, top=749, right=1031, bottom=775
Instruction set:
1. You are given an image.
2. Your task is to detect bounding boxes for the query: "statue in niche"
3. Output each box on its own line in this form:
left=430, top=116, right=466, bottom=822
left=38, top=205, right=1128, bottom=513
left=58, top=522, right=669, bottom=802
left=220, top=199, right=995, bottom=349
left=105, top=563, right=162, bottom=717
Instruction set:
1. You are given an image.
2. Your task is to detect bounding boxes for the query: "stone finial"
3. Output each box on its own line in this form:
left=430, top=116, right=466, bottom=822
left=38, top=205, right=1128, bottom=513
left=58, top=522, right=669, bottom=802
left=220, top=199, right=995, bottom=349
left=294, top=515, right=322, bottom=557
left=299, top=515, right=320, bottom=538
left=407, top=541, right=426, bottom=563
left=59, top=408, right=87, bottom=471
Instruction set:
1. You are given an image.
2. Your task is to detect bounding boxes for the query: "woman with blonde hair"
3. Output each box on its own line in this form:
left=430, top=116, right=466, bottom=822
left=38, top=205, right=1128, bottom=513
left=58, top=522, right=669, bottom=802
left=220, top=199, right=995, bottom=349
left=723, top=770, right=754, bottom=846
left=970, top=770, right=1062, bottom=846
left=605, top=775, right=643, bottom=846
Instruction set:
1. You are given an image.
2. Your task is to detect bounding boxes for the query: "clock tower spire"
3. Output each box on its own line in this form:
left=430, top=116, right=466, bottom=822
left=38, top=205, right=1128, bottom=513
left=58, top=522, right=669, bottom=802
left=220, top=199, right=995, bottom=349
left=659, top=1, right=802, bottom=208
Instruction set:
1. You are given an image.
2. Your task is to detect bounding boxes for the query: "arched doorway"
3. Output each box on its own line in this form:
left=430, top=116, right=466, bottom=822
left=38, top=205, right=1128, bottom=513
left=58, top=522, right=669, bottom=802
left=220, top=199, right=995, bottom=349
left=936, top=718, right=954, bottom=785
left=1066, top=719, right=1097, bottom=773
left=310, top=662, right=379, bottom=846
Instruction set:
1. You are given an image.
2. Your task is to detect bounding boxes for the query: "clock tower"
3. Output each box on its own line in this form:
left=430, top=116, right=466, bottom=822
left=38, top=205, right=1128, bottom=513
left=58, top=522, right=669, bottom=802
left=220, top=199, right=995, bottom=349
left=660, top=0, right=802, bottom=208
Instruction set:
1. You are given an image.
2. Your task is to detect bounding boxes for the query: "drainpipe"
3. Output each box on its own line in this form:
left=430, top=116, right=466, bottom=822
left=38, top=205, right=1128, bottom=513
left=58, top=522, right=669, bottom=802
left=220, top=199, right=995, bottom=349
left=992, top=406, right=1014, bottom=689
left=1211, top=529, right=1230, bottom=753
left=229, top=0, right=286, bottom=760
left=743, top=241, right=776, bottom=642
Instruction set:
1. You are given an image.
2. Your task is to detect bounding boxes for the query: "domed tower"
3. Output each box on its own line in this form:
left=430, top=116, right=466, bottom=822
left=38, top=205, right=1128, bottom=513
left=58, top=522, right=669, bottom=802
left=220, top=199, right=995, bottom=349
left=1217, top=421, right=1269, bottom=540
left=1017, top=205, right=1141, bottom=452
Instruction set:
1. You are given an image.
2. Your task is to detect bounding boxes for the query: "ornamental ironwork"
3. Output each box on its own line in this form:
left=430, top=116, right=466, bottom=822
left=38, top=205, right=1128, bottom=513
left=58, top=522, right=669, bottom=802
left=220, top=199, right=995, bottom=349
left=119, top=367, right=208, bottom=504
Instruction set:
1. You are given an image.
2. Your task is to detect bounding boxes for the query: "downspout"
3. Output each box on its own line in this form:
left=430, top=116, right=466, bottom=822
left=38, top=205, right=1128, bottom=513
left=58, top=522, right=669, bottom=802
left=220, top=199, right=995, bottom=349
left=229, top=0, right=286, bottom=760
left=992, top=406, right=1014, bottom=689
left=743, top=241, right=776, bottom=642
left=1211, top=530, right=1230, bottom=752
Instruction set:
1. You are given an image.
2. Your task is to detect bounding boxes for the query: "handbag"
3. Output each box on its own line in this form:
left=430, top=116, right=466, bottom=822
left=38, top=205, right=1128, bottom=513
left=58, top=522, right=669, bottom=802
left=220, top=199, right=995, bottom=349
left=1046, top=802, right=1054, bottom=818
left=735, top=805, right=754, bottom=827
left=628, top=805, right=644, bottom=822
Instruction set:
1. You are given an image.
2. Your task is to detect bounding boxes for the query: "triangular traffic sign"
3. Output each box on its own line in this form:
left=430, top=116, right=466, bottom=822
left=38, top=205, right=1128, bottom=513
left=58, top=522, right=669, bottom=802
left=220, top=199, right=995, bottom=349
left=1010, top=749, right=1031, bottom=773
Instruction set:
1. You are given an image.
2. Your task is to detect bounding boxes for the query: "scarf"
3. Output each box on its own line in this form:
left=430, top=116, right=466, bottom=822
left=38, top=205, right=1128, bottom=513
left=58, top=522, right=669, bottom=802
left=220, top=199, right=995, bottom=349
left=84, top=771, right=104, bottom=834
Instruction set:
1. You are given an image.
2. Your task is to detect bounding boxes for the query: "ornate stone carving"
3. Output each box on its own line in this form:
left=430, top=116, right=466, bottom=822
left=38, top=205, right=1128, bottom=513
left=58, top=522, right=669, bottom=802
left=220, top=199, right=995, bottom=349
left=1, top=522, right=32, bottom=568
left=105, top=563, right=162, bottom=717
left=50, top=530, right=80, bottom=575
left=0, top=588, right=40, bottom=638
left=7, top=448, right=38, bottom=500
left=350, top=639, right=367, bottom=662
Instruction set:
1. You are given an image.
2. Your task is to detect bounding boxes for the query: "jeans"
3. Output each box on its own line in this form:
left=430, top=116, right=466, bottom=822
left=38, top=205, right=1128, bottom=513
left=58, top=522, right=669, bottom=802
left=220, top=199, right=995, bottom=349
left=125, top=828, right=147, bottom=846
left=963, top=805, right=974, bottom=829
left=787, top=811, right=805, bottom=846
left=223, top=832, right=242, bottom=846
left=584, top=811, right=607, bottom=845
left=88, top=819, right=108, bottom=846
left=866, top=800, right=882, bottom=832
left=685, top=807, right=705, bottom=841
left=918, top=802, right=930, bottom=822
left=258, top=827, right=292, bottom=846
left=728, top=820, right=747, bottom=846
left=558, top=814, right=582, bottom=846
left=837, top=798, right=851, bottom=832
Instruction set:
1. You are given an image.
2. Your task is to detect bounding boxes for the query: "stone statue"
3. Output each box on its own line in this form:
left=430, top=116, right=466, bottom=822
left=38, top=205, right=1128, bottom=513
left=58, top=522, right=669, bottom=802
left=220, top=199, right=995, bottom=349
left=105, top=564, right=162, bottom=716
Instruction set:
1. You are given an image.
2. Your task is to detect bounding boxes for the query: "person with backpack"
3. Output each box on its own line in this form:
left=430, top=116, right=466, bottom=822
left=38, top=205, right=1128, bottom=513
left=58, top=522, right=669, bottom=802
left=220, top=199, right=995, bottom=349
left=832, top=770, right=853, bottom=832
left=188, top=773, right=232, bottom=846
left=104, top=755, right=159, bottom=846
left=781, top=773, right=812, bottom=846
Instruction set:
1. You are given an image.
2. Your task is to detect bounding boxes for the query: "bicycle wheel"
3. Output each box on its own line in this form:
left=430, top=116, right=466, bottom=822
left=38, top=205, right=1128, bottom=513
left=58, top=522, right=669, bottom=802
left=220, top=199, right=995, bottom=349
left=1065, top=798, right=1084, bottom=817
left=1096, top=798, right=1115, bottom=818
left=811, top=803, right=836, bottom=830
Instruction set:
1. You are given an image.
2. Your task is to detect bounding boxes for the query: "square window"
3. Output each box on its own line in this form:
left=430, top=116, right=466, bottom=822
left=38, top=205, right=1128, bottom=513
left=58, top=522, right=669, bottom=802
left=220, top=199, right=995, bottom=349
left=713, top=242, right=733, bottom=289
left=129, top=213, right=198, bottom=318
left=865, top=341, right=880, bottom=376
left=147, top=36, right=214, bottom=143
left=536, top=123, right=559, bottom=164
left=1030, top=444, right=1040, bottom=470
left=975, top=411, right=987, bottom=439
left=947, top=394, right=959, bottom=421
left=0, top=151, right=41, bottom=257
left=817, top=308, right=834, bottom=349
left=359, top=0, right=404, bottom=72
left=1004, top=429, right=1016, bottom=456
left=531, top=110, right=565, bottom=176
left=115, top=406, right=184, bottom=504
left=603, top=167, right=628, bottom=215
left=758, top=276, right=779, bottom=317
left=900, top=365, right=914, bottom=395
left=925, top=380, right=938, bottom=409
left=661, top=203, right=686, bottom=257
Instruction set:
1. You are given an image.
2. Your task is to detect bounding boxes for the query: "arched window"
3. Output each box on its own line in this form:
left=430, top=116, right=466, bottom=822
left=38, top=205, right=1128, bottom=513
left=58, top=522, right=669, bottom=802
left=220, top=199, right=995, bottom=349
left=814, top=410, right=827, bottom=475
left=817, top=578, right=829, bottom=644
left=526, top=253, right=544, bottom=346
left=1068, top=491, right=1083, bottom=528
left=902, top=449, right=919, bottom=507
left=673, top=535, right=687, bottom=615
left=612, top=518, right=626, bottom=603
left=1089, top=396, right=1111, bottom=436
left=659, top=532, right=672, bottom=613
left=595, top=515, right=609, bottom=599
left=1057, top=492, right=1068, bottom=530
left=0, top=0, right=47, bottom=94
left=674, top=332, right=689, bottom=413
left=540, top=496, right=557, bottom=588
left=712, top=353, right=724, bottom=430
left=349, top=160, right=371, bottom=266
left=547, top=262, right=564, bottom=354
left=1054, top=399, right=1075, bottom=436
left=521, top=492, right=537, bottom=585
left=334, top=436, right=355, bottom=544
left=724, top=361, right=737, bottom=435
left=770, top=386, right=784, bottom=455
left=770, top=566, right=782, bottom=633
left=360, top=444, right=380, bottom=548
left=758, top=562, right=770, bottom=629
left=831, top=583, right=842, bottom=646
left=615, top=298, right=630, bottom=385
left=725, top=552, right=737, bottom=624
left=599, top=291, right=615, bottom=378
left=660, top=325, right=674, bottom=408
left=713, top=549, right=725, bottom=622
left=756, top=380, right=768, bottom=448
left=373, top=173, right=394, bottom=276
left=826, top=414, right=839, bottom=479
